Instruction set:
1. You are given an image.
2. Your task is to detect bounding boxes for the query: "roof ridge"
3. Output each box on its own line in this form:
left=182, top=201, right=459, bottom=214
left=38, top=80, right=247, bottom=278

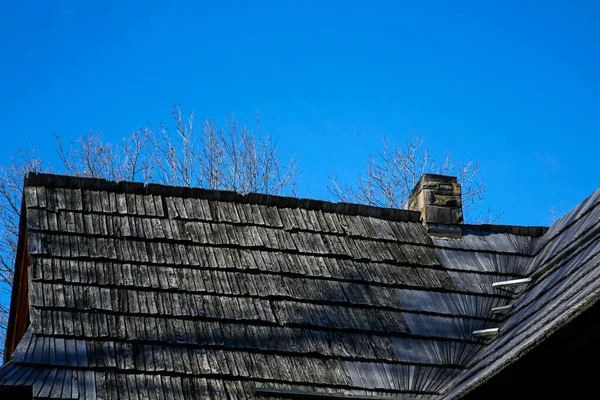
left=24, top=172, right=422, bottom=223
left=461, top=224, right=548, bottom=238
left=24, top=172, right=551, bottom=234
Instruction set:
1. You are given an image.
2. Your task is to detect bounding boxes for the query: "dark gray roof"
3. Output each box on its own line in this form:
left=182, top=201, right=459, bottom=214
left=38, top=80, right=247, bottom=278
left=0, top=173, right=597, bottom=399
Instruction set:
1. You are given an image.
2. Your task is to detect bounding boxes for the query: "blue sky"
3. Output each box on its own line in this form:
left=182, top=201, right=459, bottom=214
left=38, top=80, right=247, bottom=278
left=1, top=0, right=599, bottom=226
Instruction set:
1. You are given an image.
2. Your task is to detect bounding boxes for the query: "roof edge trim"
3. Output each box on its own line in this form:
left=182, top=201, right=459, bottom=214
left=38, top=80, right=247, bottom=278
left=461, top=223, right=548, bottom=237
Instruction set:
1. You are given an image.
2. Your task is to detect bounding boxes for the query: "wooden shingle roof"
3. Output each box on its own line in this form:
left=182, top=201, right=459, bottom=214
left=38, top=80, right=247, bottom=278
left=0, top=172, right=597, bottom=399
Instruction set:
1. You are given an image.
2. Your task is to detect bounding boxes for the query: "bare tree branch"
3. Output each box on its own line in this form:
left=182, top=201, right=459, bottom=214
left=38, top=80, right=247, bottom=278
left=148, top=105, right=299, bottom=195
left=329, top=133, right=500, bottom=223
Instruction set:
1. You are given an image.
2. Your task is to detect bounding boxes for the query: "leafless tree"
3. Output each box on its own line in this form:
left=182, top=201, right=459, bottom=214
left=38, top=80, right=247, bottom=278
left=329, top=133, right=499, bottom=223
left=0, top=105, right=299, bottom=356
left=53, top=106, right=300, bottom=196
left=55, top=127, right=157, bottom=183
left=150, top=107, right=299, bottom=194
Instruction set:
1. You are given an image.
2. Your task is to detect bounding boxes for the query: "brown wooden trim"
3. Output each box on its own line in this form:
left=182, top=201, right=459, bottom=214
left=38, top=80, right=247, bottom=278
left=3, top=201, right=30, bottom=364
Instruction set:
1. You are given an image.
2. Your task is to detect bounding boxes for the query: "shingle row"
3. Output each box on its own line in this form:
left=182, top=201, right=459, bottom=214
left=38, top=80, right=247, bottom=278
left=26, top=186, right=431, bottom=243
left=24, top=316, right=479, bottom=367
left=30, top=248, right=455, bottom=292
left=27, top=221, right=439, bottom=267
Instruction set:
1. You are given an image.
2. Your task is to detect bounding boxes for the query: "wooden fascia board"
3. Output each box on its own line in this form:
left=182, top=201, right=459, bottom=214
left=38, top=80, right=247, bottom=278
left=3, top=199, right=30, bottom=364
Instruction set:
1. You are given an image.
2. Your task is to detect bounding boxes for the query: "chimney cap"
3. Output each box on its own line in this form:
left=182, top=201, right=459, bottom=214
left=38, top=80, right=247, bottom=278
left=419, top=173, right=458, bottom=183
left=408, top=174, right=458, bottom=199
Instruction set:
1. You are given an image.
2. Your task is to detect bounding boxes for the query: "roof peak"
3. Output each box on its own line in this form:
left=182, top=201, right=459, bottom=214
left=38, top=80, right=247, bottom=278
left=24, top=172, right=422, bottom=223
left=23, top=172, right=549, bottom=236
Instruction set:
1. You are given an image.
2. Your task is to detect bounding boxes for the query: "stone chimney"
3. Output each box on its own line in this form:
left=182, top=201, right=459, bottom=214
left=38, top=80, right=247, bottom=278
left=406, top=174, right=464, bottom=225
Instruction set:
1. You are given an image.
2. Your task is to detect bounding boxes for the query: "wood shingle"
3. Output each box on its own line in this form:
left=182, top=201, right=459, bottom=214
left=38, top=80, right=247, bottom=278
left=1, top=172, right=598, bottom=399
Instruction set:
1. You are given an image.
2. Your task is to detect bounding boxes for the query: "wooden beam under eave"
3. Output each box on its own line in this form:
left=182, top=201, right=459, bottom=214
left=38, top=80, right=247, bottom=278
left=3, top=202, right=31, bottom=364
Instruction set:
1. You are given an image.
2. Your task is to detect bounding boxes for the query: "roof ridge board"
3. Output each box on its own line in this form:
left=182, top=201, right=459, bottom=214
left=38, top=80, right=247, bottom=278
left=25, top=172, right=421, bottom=223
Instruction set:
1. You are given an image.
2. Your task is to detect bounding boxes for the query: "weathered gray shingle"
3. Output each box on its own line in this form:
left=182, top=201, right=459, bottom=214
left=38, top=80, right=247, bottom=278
left=1, top=173, right=598, bottom=399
